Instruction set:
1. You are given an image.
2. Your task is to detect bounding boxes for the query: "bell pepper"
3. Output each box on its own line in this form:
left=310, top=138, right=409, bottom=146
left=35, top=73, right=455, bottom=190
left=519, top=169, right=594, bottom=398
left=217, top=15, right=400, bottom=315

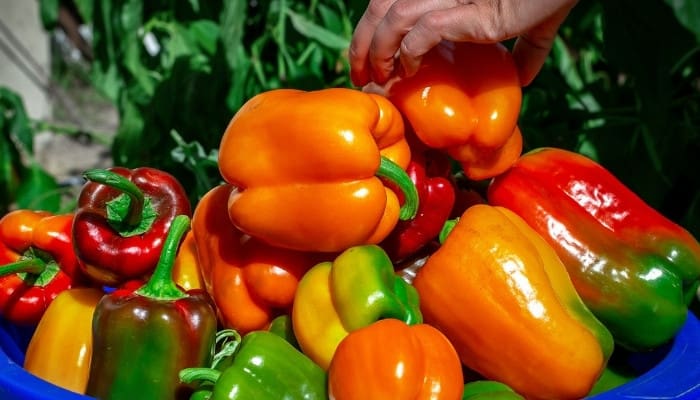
left=73, top=167, right=192, bottom=286
left=386, top=41, right=523, bottom=181
left=85, top=215, right=217, bottom=400
left=380, top=145, right=456, bottom=263
left=292, top=244, right=422, bottom=370
left=487, top=147, right=700, bottom=350
left=23, top=287, right=103, bottom=394
left=217, top=87, right=419, bottom=253
left=462, top=381, right=525, bottom=400
left=173, top=230, right=204, bottom=291
left=0, top=210, right=83, bottom=326
left=180, top=329, right=327, bottom=400
left=328, top=318, right=464, bottom=400
left=413, top=204, right=614, bottom=400
left=192, top=184, right=321, bottom=333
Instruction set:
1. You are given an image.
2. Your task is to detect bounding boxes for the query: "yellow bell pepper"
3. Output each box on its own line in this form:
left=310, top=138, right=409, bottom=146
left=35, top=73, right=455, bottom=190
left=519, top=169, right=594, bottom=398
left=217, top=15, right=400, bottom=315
left=23, top=287, right=104, bottom=394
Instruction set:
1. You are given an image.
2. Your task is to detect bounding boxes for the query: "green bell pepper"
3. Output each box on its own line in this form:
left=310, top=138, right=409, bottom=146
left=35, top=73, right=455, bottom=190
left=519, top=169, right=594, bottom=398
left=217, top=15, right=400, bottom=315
left=180, top=329, right=327, bottom=400
left=291, top=244, right=423, bottom=369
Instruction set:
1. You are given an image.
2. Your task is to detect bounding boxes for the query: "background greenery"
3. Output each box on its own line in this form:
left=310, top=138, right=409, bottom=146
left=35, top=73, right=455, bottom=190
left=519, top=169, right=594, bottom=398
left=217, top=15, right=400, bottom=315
left=1, top=0, right=698, bottom=237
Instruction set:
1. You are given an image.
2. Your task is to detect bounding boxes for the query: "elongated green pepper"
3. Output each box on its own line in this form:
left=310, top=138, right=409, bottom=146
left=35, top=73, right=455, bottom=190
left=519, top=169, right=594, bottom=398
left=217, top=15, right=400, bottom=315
left=292, top=244, right=423, bottom=369
left=85, top=215, right=217, bottom=400
left=488, top=147, right=700, bottom=350
left=180, top=330, right=327, bottom=399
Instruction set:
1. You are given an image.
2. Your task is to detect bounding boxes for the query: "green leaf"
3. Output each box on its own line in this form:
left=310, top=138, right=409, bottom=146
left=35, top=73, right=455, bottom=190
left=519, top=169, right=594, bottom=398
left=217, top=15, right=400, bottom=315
left=14, top=164, right=61, bottom=212
left=189, top=20, right=220, bottom=55
left=39, top=0, right=60, bottom=30
left=665, top=0, right=700, bottom=41
left=286, top=9, right=350, bottom=50
left=72, top=0, right=94, bottom=24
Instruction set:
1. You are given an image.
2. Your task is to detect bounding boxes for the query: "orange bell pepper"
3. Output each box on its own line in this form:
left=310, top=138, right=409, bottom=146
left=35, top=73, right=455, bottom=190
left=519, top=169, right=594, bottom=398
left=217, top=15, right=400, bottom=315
left=328, top=318, right=464, bottom=400
left=386, top=41, right=522, bottom=181
left=217, top=88, right=418, bottom=252
left=413, top=204, right=613, bottom=400
left=191, top=184, right=321, bottom=333
left=24, top=287, right=104, bottom=394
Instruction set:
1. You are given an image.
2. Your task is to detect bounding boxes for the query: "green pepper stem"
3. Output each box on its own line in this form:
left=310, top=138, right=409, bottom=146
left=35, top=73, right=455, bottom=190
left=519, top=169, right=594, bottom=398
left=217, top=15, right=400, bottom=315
left=83, top=169, right=145, bottom=227
left=376, top=156, right=419, bottom=220
left=438, top=218, right=459, bottom=244
left=179, top=367, right=221, bottom=385
left=135, top=215, right=190, bottom=300
left=0, top=258, right=45, bottom=277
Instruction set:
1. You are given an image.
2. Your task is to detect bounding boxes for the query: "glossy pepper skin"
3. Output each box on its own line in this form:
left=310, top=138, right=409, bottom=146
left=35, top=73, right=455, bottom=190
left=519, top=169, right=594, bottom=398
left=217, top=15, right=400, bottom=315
left=328, top=318, right=464, bottom=400
left=462, top=381, right=525, bottom=400
left=192, top=184, right=320, bottom=333
left=488, top=147, right=700, bottom=350
left=380, top=146, right=456, bottom=263
left=73, top=167, right=192, bottom=286
left=86, top=215, right=217, bottom=400
left=24, top=287, right=103, bottom=394
left=217, top=88, right=419, bottom=252
left=0, top=210, right=83, bottom=325
left=173, top=230, right=204, bottom=291
left=413, top=205, right=613, bottom=400
left=386, top=41, right=523, bottom=181
left=180, top=330, right=327, bottom=400
left=292, top=244, right=422, bottom=370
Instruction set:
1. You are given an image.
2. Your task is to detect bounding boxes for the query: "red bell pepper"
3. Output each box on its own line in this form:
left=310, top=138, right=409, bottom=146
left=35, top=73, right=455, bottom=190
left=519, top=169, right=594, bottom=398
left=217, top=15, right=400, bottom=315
left=380, top=146, right=456, bottom=263
left=0, top=210, right=83, bottom=325
left=72, top=167, right=191, bottom=286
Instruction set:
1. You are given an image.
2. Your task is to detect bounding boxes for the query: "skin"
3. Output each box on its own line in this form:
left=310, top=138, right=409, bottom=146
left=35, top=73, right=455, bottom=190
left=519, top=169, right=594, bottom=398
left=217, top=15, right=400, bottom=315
left=349, top=0, right=579, bottom=87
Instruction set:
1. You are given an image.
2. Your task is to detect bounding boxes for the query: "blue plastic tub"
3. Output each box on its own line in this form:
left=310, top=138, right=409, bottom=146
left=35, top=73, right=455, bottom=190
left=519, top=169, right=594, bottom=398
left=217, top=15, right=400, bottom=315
left=1, top=312, right=699, bottom=399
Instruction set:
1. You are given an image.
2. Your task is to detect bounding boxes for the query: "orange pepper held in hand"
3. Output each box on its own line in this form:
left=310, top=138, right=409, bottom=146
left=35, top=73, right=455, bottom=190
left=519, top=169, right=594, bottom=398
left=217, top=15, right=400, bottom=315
left=217, top=88, right=418, bottom=253
left=328, top=318, right=464, bottom=400
left=191, top=184, right=321, bottom=333
left=386, top=41, right=523, bottom=181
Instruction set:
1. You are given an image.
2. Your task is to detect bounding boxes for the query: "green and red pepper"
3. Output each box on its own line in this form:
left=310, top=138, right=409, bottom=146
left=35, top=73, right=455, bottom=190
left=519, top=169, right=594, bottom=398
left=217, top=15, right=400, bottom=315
left=85, top=215, right=217, bottom=400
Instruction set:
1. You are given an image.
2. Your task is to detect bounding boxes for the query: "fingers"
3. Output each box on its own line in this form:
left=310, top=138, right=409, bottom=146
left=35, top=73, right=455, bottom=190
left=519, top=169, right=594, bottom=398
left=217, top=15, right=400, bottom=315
left=512, top=3, right=577, bottom=86
left=349, top=0, right=398, bottom=86
left=349, top=0, right=579, bottom=87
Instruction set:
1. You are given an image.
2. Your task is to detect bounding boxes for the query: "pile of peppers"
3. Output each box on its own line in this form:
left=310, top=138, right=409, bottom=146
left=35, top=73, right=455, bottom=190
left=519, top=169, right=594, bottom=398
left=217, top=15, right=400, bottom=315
left=1, top=40, right=699, bottom=400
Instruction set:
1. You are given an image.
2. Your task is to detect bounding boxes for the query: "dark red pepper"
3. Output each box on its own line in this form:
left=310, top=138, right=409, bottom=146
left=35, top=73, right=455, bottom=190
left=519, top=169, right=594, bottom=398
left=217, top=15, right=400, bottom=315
left=380, top=146, right=456, bottom=263
left=0, top=210, right=83, bottom=326
left=72, top=167, right=191, bottom=286
left=85, top=214, right=218, bottom=400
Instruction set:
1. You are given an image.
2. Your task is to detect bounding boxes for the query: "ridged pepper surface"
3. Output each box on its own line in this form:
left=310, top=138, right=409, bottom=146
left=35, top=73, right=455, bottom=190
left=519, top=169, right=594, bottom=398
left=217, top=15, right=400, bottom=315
left=488, top=147, right=700, bottom=350
left=413, top=204, right=613, bottom=400
left=192, top=184, right=321, bottom=334
left=292, top=244, right=422, bottom=370
left=217, top=88, right=418, bottom=252
left=72, top=167, right=191, bottom=286
left=328, top=318, right=464, bottom=400
left=386, top=41, right=522, bottom=181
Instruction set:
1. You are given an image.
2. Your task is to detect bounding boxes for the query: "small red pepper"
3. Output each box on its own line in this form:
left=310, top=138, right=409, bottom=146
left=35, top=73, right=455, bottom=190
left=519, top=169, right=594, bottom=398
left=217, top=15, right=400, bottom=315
left=0, top=210, right=83, bottom=326
left=72, top=167, right=192, bottom=286
left=380, top=145, right=456, bottom=263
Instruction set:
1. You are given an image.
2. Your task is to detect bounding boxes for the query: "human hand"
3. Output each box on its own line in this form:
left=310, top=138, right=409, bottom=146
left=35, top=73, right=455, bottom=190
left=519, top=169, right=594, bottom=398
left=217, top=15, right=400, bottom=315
left=349, top=0, right=579, bottom=87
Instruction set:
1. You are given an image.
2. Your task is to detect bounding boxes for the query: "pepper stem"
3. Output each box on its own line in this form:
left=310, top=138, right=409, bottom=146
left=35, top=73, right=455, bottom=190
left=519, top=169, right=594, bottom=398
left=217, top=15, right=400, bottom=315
left=376, top=156, right=419, bottom=220
left=83, top=169, right=145, bottom=227
left=135, top=215, right=190, bottom=300
left=179, top=368, right=221, bottom=385
left=439, top=218, right=459, bottom=244
left=0, top=258, right=45, bottom=276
